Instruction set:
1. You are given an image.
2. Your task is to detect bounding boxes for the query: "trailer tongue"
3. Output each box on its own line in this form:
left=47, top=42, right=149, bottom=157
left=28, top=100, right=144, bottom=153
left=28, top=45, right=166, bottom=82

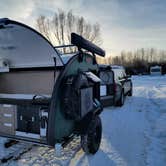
left=0, top=18, right=105, bottom=154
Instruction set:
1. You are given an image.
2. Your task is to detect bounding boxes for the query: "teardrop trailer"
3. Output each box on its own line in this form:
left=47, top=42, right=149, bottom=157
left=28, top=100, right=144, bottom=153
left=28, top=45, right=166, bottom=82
left=0, top=18, right=105, bottom=154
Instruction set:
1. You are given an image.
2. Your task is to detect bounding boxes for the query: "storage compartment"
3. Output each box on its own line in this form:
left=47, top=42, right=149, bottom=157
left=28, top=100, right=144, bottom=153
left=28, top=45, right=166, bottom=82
left=0, top=67, right=56, bottom=142
left=80, top=87, right=93, bottom=117
left=0, top=104, right=17, bottom=135
left=0, top=95, right=49, bottom=141
left=62, top=73, right=97, bottom=121
left=16, top=104, right=49, bottom=140
left=17, top=105, right=41, bottom=134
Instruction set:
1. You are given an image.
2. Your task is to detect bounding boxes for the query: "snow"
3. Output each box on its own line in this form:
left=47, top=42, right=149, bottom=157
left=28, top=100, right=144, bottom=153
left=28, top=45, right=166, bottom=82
left=0, top=75, right=166, bottom=165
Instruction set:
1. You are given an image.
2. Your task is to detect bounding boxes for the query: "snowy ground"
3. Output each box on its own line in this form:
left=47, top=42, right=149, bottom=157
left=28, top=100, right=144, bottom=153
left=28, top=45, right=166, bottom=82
left=0, top=75, right=166, bottom=166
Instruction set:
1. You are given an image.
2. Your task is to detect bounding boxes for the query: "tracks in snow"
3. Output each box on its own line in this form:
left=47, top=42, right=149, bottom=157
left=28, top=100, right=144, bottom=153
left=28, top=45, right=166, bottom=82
left=145, top=80, right=166, bottom=166
left=0, top=140, right=33, bottom=165
left=12, top=137, right=82, bottom=166
left=0, top=137, right=82, bottom=166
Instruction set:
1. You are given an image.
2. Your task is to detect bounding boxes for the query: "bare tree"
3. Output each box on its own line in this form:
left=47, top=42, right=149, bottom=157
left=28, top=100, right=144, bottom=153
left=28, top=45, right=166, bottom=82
left=111, top=48, right=166, bottom=74
left=66, top=10, right=75, bottom=43
left=36, top=16, right=52, bottom=43
left=36, top=10, right=102, bottom=49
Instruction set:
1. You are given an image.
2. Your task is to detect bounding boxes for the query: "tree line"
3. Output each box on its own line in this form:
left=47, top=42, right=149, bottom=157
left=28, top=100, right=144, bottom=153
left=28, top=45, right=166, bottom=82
left=35, top=10, right=165, bottom=74
left=108, top=48, right=166, bottom=74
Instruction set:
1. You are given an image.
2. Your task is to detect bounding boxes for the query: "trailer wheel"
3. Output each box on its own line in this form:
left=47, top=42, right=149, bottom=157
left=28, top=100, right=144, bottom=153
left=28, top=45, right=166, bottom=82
left=81, top=116, right=102, bottom=154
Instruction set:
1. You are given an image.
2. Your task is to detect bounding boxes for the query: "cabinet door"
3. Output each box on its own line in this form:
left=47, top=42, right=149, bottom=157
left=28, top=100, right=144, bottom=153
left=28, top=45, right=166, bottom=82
left=17, top=105, right=40, bottom=134
left=0, top=104, right=16, bottom=135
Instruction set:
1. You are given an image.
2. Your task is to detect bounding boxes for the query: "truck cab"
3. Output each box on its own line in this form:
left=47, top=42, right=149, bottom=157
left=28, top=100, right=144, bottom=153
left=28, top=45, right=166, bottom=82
left=111, top=65, right=132, bottom=106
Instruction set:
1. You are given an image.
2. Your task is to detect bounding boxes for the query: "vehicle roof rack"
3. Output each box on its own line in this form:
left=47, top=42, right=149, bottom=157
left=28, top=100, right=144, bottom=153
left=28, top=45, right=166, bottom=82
left=71, top=33, right=105, bottom=57
left=54, top=44, right=75, bottom=49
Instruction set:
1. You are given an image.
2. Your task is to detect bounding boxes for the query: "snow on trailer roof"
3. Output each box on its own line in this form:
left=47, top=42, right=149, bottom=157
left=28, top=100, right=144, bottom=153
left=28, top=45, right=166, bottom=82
left=0, top=18, right=63, bottom=68
left=61, top=53, right=78, bottom=64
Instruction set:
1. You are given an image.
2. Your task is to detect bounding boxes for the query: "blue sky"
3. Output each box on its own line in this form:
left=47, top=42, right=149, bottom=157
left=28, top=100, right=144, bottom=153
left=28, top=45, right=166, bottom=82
left=0, top=0, right=166, bottom=56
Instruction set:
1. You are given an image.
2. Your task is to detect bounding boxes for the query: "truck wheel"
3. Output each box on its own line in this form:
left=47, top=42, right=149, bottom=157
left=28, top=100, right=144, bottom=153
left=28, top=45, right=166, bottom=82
left=116, top=90, right=124, bottom=106
left=128, top=84, right=133, bottom=96
left=81, top=116, right=102, bottom=154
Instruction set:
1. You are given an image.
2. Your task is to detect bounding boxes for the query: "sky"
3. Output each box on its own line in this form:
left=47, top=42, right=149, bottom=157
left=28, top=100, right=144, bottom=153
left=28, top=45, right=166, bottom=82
left=0, top=0, right=166, bottom=56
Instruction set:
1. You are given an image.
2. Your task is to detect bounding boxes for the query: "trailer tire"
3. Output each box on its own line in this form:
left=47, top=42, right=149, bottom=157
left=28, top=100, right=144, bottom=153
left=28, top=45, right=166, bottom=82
left=81, top=115, right=102, bottom=154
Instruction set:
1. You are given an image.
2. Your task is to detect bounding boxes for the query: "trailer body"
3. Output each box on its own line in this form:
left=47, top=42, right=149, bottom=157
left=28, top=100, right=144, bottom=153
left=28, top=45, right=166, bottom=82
left=0, top=18, right=105, bottom=153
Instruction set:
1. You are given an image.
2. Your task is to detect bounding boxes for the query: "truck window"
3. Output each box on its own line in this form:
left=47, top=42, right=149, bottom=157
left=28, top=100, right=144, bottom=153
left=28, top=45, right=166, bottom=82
left=151, top=68, right=160, bottom=72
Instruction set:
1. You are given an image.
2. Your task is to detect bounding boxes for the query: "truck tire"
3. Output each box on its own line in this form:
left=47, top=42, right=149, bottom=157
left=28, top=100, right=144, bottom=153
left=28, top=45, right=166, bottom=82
left=116, top=90, right=124, bottom=107
left=81, top=115, right=102, bottom=154
left=128, top=83, right=133, bottom=96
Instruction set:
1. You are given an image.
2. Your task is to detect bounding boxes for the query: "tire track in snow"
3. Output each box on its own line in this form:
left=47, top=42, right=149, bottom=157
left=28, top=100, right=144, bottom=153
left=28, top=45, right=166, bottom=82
left=0, top=137, right=81, bottom=166
left=146, top=113, right=166, bottom=166
left=12, top=137, right=81, bottom=166
left=148, top=85, right=166, bottom=110
left=68, top=136, right=128, bottom=166
left=0, top=140, right=33, bottom=166
left=145, top=79, right=166, bottom=166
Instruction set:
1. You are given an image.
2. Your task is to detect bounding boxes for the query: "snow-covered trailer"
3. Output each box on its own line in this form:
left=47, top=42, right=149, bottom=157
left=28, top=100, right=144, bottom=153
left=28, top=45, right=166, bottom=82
left=0, top=18, right=105, bottom=154
left=150, top=65, right=162, bottom=75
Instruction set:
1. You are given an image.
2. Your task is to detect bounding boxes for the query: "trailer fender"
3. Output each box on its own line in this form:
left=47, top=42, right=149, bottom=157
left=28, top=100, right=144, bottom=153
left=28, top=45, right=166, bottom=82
left=75, top=111, right=93, bottom=135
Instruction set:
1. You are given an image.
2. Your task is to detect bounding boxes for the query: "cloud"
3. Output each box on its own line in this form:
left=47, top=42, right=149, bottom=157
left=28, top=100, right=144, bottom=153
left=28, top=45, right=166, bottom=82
left=104, top=26, right=166, bottom=55
left=0, top=0, right=35, bottom=21
left=0, top=0, right=166, bottom=55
